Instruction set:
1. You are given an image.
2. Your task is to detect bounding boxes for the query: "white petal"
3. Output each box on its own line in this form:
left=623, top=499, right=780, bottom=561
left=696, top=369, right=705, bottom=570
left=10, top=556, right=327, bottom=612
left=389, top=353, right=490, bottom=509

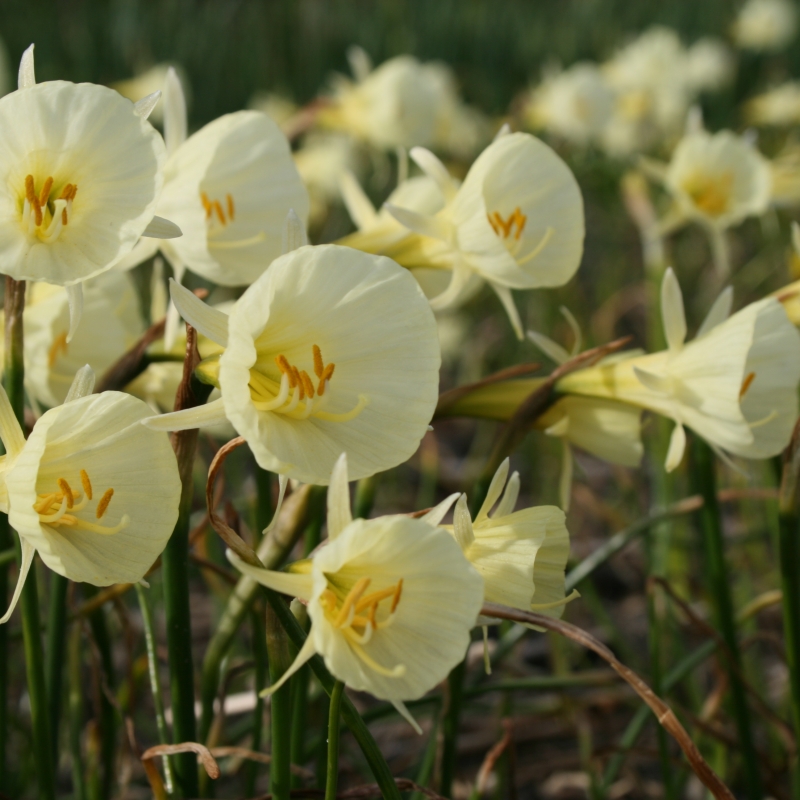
left=226, top=549, right=314, bottom=600
left=384, top=204, right=451, bottom=241
left=419, top=493, right=460, bottom=527
left=453, top=494, right=475, bottom=550
left=560, top=306, right=583, bottom=356
left=281, top=209, right=309, bottom=254
left=65, top=284, right=84, bottom=344
left=696, top=286, right=733, bottom=339
left=113, top=237, right=160, bottom=272
left=0, top=385, right=25, bottom=459
left=494, top=471, right=520, bottom=518
left=260, top=633, right=318, bottom=698
left=392, top=700, right=423, bottom=734
left=327, top=453, right=352, bottom=538
left=133, top=91, right=161, bottom=120
left=476, top=458, right=510, bottom=523
left=491, top=284, right=524, bottom=341
left=18, top=45, right=35, bottom=90
left=0, top=538, right=34, bottom=624
left=665, top=422, right=687, bottom=472
left=409, top=147, right=457, bottom=202
left=64, top=365, right=95, bottom=403
left=142, top=216, right=182, bottom=240
left=493, top=122, right=511, bottom=141
left=339, top=171, right=378, bottom=230
left=660, top=267, right=686, bottom=353
left=142, top=397, right=228, bottom=431
left=263, top=474, right=290, bottom=535
left=169, top=279, right=229, bottom=346
left=633, top=366, right=672, bottom=395
left=163, top=67, right=187, bottom=156
left=428, top=262, right=475, bottom=311
left=527, top=330, right=570, bottom=365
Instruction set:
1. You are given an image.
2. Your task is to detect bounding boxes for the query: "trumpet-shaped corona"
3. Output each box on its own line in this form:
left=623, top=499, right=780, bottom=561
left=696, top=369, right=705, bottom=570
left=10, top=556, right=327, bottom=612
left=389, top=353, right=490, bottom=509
left=145, top=244, right=440, bottom=486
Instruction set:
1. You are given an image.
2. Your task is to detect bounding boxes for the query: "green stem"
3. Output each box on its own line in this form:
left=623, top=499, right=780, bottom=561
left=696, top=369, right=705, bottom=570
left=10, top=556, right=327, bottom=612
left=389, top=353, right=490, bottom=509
left=83, top=586, right=117, bottom=800
left=353, top=474, right=377, bottom=519
left=45, top=573, right=68, bottom=764
left=778, top=454, right=800, bottom=798
left=135, top=583, right=174, bottom=795
left=409, top=709, right=440, bottom=800
left=266, top=599, right=293, bottom=800
left=691, top=438, right=762, bottom=800
left=439, top=657, right=466, bottom=797
left=264, top=589, right=402, bottom=800
left=68, top=622, right=86, bottom=800
left=324, top=681, right=344, bottom=800
left=0, top=516, right=10, bottom=792
left=245, top=608, right=268, bottom=797
left=5, top=277, right=56, bottom=800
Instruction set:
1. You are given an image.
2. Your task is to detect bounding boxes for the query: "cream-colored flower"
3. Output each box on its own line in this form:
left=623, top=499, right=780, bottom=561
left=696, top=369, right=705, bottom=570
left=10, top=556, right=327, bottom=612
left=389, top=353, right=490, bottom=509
left=118, top=68, right=309, bottom=288
left=662, top=130, right=771, bottom=229
left=732, top=0, right=797, bottom=52
left=14, top=271, right=143, bottom=409
left=0, top=369, right=181, bottom=623
left=384, top=131, right=584, bottom=338
left=431, top=459, right=571, bottom=620
left=558, top=268, right=800, bottom=471
left=317, top=47, right=487, bottom=156
left=145, top=242, right=440, bottom=485
left=228, top=454, right=483, bottom=725
left=745, top=82, right=800, bottom=127
left=523, top=63, right=615, bottom=147
left=0, top=46, right=176, bottom=336
left=684, top=39, right=735, bottom=93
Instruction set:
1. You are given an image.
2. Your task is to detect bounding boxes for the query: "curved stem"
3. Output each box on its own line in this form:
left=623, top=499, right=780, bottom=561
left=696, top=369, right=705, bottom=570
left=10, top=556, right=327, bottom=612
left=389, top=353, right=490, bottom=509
left=324, top=681, right=344, bottom=800
left=45, top=573, right=68, bottom=764
left=266, top=599, right=292, bottom=800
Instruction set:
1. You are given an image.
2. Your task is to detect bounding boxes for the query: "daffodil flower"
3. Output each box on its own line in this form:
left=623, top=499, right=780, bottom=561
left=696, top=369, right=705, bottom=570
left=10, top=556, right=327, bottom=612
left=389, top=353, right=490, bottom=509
left=0, top=367, right=181, bottom=624
left=0, top=271, right=144, bottom=410
left=227, top=453, right=483, bottom=729
left=118, top=68, right=309, bottom=288
left=424, top=459, right=573, bottom=622
left=382, top=130, right=584, bottom=339
left=144, top=242, right=440, bottom=486
left=0, top=46, right=180, bottom=339
left=558, top=268, right=800, bottom=471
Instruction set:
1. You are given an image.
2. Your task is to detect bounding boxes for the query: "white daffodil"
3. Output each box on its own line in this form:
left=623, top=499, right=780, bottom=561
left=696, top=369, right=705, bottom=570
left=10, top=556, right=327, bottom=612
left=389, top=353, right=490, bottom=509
left=523, top=62, right=615, bottom=148
left=111, top=62, right=186, bottom=125
left=663, top=130, right=771, bottom=230
left=732, top=0, right=797, bottom=52
left=745, top=82, right=800, bottom=127
left=9, top=271, right=143, bottom=409
left=426, top=459, right=571, bottom=621
left=0, top=368, right=181, bottom=623
left=383, top=131, right=584, bottom=338
left=0, top=46, right=177, bottom=338
left=145, top=242, right=440, bottom=486
left=558, top=268, right=800, bottom=471
left=228, top=454, right=483, bottom=728
left=684, top=39, right=735, bottom=94
left=118, top=68, right=309, bottom=288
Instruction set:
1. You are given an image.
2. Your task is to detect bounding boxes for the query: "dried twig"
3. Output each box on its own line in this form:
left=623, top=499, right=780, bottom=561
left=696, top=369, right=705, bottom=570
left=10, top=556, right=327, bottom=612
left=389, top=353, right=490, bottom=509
left=209, top=746, right=315, bottom=780
left=475, top=726, right=512, bottom=796
left=480, top=602, right=735, bottom=800
left=141, top=741, right=221, bottom=779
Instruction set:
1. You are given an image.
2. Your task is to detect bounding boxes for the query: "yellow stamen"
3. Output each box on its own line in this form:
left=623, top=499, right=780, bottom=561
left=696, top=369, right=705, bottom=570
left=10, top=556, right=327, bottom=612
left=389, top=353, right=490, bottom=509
left=213, top=200, right=225, bottom=225
left=391, top=578, right=403, bottom=613
left=38, top=177, right=53, bottom=207
left=48, top=331, right=69, bottom=367
left=96, top=488, right=114, bottom=520
left=80, top=469, right=93, bottom=501
left=334, top=577, right=371, bottom=628
left=313, top=345, right=324, bottom=379
left=318, top=363, right=335, bottom=396
left=740, top=372, right=756, bottom=400
left=300, top=370, right=315, bottom=399
left=226, top=193, right=235, bottom=220
left=489, top=207, right=527, bottom=240
left=201, top=191, right=213, bottom=219
left=57, top=478, right=74, bottom=509
left=25, top=175, right=36, bottom=205
left=354, top=584, right=400, bottom=614
left=61, top=208, right=68, bottom=226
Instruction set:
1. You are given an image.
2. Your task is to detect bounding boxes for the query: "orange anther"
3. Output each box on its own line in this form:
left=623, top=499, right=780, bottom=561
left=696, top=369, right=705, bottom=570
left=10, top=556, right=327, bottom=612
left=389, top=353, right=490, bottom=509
left=487, top=213, right=500, bottom=235
left=25, top=175, right=36, bottom=205
left=57, top=478, right=74, bottom=509
left=739, top=371, right=756, bottom=399
left=295, top=367, right=305, bottom=400
left=490, top=207, right=526, bottom=240
left=226, top=193, right=235, bottom=221
left=62, top=208, right=68, bottom=226
left=96, top=488, right=114, bottom=519
left=513, top=208, right=527, bottom=240
left=312, top=344, right=324, bottom=378
left=80, top=469, right=93, bottom=501
left=391, top=578, right=403, bottom=613
left=201, top=191, right=212, bottom=218
left=213, top=200, right=226, bottom=225
left=38, top=177, right=53, bottom=207
left=300, top=370, right=315, bottom=399
left=317, top=362, right=335, bottom=396
left=33, top=198, right=43, bottom=227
